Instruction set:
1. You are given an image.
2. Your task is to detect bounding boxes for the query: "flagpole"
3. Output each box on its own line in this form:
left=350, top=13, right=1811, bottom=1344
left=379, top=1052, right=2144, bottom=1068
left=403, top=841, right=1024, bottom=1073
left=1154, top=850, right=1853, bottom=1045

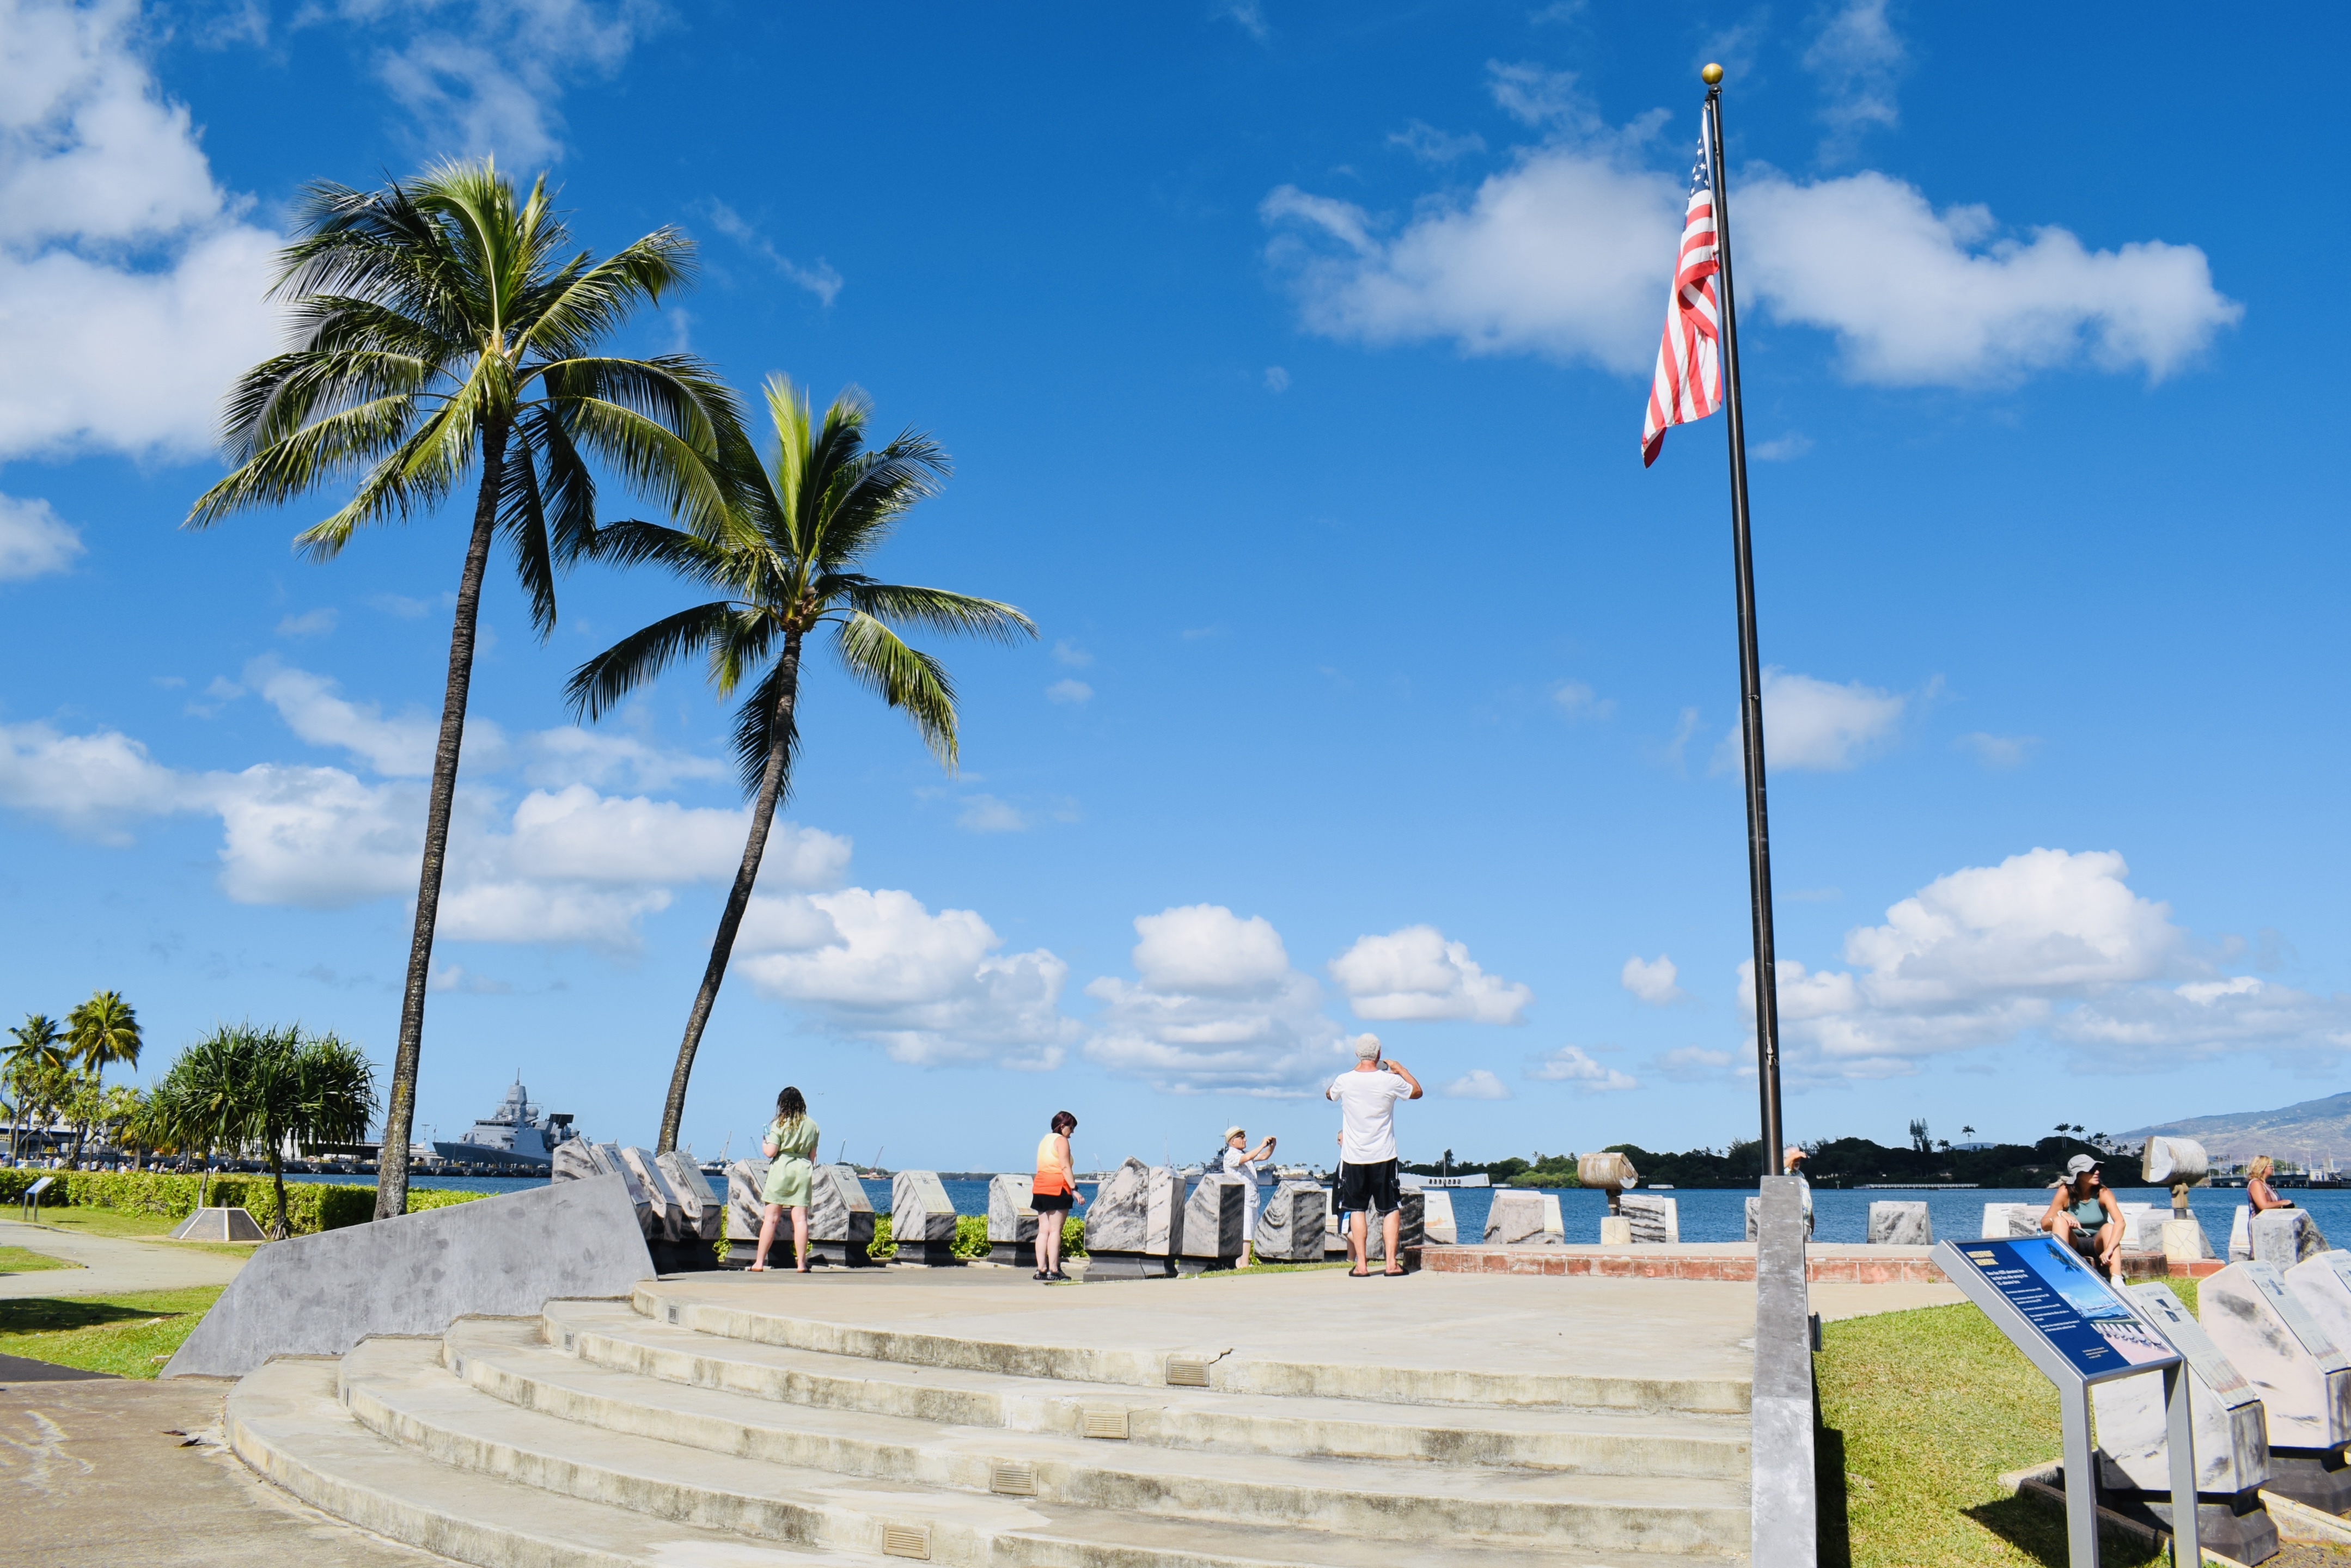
left=1702, top=65, right=1786, bottom=1179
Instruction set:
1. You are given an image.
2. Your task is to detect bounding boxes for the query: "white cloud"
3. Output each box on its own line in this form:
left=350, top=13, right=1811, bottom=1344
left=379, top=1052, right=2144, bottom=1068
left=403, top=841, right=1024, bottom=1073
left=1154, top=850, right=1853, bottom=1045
left=517, top=726, right=730, bottom=793
left=1554, top=680, right=1613, bottom=720
left=1653, top=1046, right=1736, bottom=1082
left=1219, top=0, right=1268, bottom=42
left=1804, top=0, right=1906, bottom=158
left=957, top=794, right=1028, bottom=834
left=734, top=887, right=1076, bottom=1069
left=1751, top=433, right=1813, bottom=462
left=1713, top=668, right=1906, bottom=773
left=1621, top=953, right=1682, bottom=1005
left=0, top=0, right=280, bottom=460
left=1958, top=731, right=2037, bottom=770
left=2058, top=977, right=2351, bottom=1069
left=1051, top=639, right=1094, bottom=668
left=0, top=719, right=186, bottom=842
left=1389, top=120, right=1486, bottom=164
left=1046, top=679, right=1094, bottom=706
left=1441, top=1068, right=1513, bottom=1100
left=246, top=657, right=443, bottom=777
left=205, top=763, right=423, bottom=908
left=1263, top=365, right=1290, bottom=393
left=1084, top=905, right=1350, bottom=1095
left=323, top=0, right=665, bottom=169
left=1263, top=70, right=2238, bottom=391
left=702, top=199, right=842, bottom=305
left=1527, top=1045, right=1638, bottom=1092
left=1328, top=926, right=1532, bottom=1024
left=0, top=493, right=84, bottom=580
left=276, top=608, right=339, bottom=639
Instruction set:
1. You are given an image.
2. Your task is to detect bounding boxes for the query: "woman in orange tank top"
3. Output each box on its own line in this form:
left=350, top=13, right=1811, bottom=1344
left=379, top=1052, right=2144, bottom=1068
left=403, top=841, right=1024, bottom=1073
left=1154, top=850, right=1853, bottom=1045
left=1031, top=1111, right=1083, bottom=1281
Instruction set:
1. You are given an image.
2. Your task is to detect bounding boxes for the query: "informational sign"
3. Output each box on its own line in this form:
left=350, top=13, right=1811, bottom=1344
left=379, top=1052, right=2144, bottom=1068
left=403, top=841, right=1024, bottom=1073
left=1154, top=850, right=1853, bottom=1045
left=1947, top=1236, right=2178, bottom=1383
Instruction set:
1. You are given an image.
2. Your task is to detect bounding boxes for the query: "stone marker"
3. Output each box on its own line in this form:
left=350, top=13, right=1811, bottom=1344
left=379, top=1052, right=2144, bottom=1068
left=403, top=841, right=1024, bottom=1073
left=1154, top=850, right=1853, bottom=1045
left=2200, top=1260, right=2351, bottom=1514
left=2163, top=1217, right=2217, bottom=1263
left=1749, top=1197, right=1816, bottom=1241
left=618, top=1147, right=688, bottom=1241
left=2252, top=1208, right=2329, bottom=1269
left=1082, top=1158, right=1180, bottom=1278
left=1421, top=1189, right=1457, bottom=1245
left=1253, top=1181, right=1324, bottom=1263
left=1179, top=1174, right=1244, bottom=1272
left=724, top=1159, right=769, bottom=1248
left=656, top=1152, right=724, bottom=1243
left=1866, top=1201, right=1931, bottom=1246
left=808, top=1164, right=877, bottom=1266
left=1541, top=1192, right=1566, bottom=1241
left=1622, top=1192, right=1679, bottom=1245
left=163, top=1176, right=652, bottom=1379
left=168, top=1206, right=266, bottom=1242
left=889, top=1171, right=959, bottom=1266
left=1483, top=1189, right=1549, bottom=1246
left=2093, top=1282, right=2276, bottom=1564
left=987, top=1174, right=1039, bottom=1267
left=2230, top=1205, right=2252, bottom=1263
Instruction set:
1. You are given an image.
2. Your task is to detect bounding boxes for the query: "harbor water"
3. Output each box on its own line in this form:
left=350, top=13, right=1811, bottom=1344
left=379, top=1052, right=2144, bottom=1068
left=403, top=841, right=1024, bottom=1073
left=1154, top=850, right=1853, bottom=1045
left=286, top=1172, right=2347, bottom=1252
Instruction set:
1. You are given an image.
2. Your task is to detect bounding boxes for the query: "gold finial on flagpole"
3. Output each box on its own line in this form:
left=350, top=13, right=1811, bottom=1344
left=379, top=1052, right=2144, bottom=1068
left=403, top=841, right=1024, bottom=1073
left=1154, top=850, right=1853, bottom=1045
left=1701, top=63, right=1724, bottom=85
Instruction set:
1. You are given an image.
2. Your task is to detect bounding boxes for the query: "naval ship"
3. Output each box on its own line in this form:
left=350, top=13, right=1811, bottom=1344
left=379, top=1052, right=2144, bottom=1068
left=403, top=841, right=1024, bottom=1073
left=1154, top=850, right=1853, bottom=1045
left=430, top=1077, right=580, bottom=1172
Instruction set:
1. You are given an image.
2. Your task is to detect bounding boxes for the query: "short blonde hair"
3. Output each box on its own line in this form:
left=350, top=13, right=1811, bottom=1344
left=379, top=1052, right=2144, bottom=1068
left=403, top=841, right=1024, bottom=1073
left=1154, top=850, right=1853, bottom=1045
left=2249, top=1155, right=2275, bottom=1180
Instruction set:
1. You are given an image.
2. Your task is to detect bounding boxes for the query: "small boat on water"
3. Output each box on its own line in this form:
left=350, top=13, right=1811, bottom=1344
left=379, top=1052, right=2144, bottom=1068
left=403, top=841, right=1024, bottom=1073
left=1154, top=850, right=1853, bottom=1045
left=430, top=1077, right=581, bottom=1173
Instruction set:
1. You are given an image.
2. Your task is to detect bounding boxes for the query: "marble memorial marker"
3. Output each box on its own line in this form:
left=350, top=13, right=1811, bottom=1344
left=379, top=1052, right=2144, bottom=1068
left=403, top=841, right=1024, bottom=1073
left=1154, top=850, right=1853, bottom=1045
left=1365, top=1190, right=1427, bottom=1263
left=725, top=1158, right=770, bottom=1243
left=1083, top=1158, right=1152, bottom=1254
left=1866, top=1201, right=1931, bottom=1246
left=988, top=1174, right=1039, bottom=1244
left=1621, top=1193, right=1679, bottom=1245
left=890, top=1171, right=958, bottom=1264
left=1749, top=1196, right=1816, bottom=1241
left=1483, top=1190, right=1548, bottom=1246
left=618, top=1147, right=689, bottom=1242
left=1181, top=1175, right=1244, bottom=1261
left=2285, top=1253, right=2351, bottom=1362
left=1421, top=1189, right=1458, bottom=1246
left=2200, top=1261, right=2351, bottom=1450
left=808, top=1165, right=876, bottom=1261
left=1254, top=1181, right=1325, bottom=1263
left=656, top=1151, right=724, bottom=1242
left=554, top=1141, right=655, bottom=1237
left=2095, top=1282, right=2269, bottom=1497
left=2252, top=1209, right=2329, bottom=1269
left=1143, top=1165, right=1184, bottom=1257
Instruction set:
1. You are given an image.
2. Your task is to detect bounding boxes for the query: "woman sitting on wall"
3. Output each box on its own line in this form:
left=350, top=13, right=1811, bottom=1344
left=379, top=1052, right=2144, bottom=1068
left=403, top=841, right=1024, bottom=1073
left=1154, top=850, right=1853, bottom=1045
left=2042, top=1153, right=2126, bottom=1282
left=2248, top=1154, right=2297, bottom=1213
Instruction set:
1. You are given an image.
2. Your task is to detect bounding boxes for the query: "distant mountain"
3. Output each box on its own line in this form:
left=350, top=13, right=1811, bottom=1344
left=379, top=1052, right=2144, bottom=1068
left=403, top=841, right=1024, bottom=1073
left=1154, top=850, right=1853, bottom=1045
left=2122, top=1092, right=2351, bottom=1157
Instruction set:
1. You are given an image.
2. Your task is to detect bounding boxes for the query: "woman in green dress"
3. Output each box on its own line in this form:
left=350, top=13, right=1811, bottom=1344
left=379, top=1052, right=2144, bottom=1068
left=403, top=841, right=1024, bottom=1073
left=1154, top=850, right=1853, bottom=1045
left=754, top=1086, right=821, bottom=1272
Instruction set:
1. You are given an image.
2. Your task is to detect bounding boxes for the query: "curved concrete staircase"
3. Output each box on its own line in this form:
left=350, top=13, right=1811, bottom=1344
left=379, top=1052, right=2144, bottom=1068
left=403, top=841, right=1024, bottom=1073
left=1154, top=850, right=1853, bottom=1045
left=225, top=1277, right=1754, bottom=1567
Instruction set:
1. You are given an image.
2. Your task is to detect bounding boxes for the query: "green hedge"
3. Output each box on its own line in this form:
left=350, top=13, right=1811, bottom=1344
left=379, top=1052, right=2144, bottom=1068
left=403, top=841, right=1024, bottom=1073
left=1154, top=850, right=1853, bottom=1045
left=862, top=1212, right=1084, bottom=1262
left=0, top=1168, right=489, bottom=1235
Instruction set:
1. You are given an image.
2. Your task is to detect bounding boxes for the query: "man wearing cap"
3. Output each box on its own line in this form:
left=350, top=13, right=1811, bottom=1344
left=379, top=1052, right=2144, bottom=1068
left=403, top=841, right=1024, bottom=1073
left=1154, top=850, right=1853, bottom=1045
left=2042, top=1152, right=2127, bottom=1281
left=1327, top=1034, right=1422, bottom=1277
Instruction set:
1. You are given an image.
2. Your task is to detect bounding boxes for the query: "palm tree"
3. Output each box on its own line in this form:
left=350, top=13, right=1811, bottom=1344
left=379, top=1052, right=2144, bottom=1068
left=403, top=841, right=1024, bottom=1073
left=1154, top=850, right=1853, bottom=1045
left=5, top=1014, right=66, bottom=1162
left=64, top=990, right=141, bottom=1163
left=185, top=160, right=736, bottom=1218
left=569, top=375, right=1034, bottom=1152
left=150, top=1025, right=379, bottom=1236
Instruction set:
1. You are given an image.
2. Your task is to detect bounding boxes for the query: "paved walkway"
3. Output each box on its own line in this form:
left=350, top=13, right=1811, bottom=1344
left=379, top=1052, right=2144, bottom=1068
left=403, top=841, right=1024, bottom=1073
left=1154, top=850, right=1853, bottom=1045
left=1, top=1379, right=443, bottom=1566
left=0, top=1220, right=248, bottom=1299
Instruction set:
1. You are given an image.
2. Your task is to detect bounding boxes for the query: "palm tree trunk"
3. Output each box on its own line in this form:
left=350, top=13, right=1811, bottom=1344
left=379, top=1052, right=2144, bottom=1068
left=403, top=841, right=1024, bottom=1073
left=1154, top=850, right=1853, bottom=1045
left=268, top=1140, right=290, bottom=1241
left=656, top=630, right=805, bottom=1153
left=377, top=420, right=511, bottom=1221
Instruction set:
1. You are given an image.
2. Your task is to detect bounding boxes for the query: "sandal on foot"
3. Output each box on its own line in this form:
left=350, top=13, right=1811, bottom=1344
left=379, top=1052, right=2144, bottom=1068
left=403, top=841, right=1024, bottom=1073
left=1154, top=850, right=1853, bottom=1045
left=1348, top=1268, right=1372, bottom=1277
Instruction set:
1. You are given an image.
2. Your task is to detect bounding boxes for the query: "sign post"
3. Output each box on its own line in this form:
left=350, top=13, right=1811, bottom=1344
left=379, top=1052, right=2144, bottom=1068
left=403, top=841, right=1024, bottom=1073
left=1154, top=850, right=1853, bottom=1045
left=1933, top=1237, right=2201, bottom=1566
left=19, top=1174, right=55, bottom=1224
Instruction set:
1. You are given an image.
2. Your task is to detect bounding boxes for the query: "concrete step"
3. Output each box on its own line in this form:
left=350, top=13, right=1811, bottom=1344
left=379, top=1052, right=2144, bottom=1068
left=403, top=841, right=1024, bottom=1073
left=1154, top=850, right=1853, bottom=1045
left=224, top=1356, right=888, bottom=1568
left=349, top=1333, right=1749, bottom=1560
left=544, top=1300, right=1750, bottom=1479
left=635, top=1279, right=1751, bottom=1414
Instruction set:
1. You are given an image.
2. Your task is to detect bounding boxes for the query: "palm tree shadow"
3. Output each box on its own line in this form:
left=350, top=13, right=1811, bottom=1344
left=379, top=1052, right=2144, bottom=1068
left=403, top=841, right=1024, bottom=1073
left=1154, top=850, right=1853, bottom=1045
left=0, top=1298, right=191, bottom=1335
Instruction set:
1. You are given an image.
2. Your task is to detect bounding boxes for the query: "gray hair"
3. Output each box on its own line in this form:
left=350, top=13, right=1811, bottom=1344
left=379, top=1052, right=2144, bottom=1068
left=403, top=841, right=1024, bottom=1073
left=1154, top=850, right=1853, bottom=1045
left=1353, top=1036, right=1383, bottom=1061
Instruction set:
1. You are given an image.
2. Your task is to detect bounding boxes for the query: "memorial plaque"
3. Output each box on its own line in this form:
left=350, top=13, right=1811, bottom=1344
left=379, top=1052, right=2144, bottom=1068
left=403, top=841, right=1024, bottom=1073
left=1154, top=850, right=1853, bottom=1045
left=1622, top=1192, right=1678, bottom=1245
left=1867, top=1201, right=1931, bottom=1247
left=1420, top=1189, right=1458, bottom=1246
left=655, top=1151, right=724, bottom=1242
left=808, top=1164, right=877, bottom=1266
left=1180, top=1175, right=1244, bottom=1266
left=1946, top=1238, right=2177, bottom=1381
left=2251, top=1209, right=2328, bottom=1269
left=1083, top=1159, right=1151, bottom=1253
left=1084, top=1157, right=1177, bottom=1278
left=987, top=1174, right=1038, bottom=1267
left=1483, top=1190, right=1548, bottom=1246
left=724, top=1158, right=770, bottom=1244
left=2199, top=1261, right=2351, bottom=1450
left=890, top=1171, right=958, bottom=1265
left=2095, top=1283, right=2269, bottom=1496
left=1253, top=1181, right=1324, bottom=1263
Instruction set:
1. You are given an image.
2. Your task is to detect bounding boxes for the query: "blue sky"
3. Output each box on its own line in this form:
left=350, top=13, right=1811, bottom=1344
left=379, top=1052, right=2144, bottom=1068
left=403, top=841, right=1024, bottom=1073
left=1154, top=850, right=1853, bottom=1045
left=2, top=0, right=2344, bottom=1172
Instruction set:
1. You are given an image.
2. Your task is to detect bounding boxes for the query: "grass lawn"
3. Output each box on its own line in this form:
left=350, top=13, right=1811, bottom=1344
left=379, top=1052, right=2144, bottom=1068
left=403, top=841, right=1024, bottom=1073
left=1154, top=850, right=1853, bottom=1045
left=16, top=1206, right=263, bottom=1257
left=0, top=1244, right=81, bottom=1272
left=0, top=1285, right=223, bottom=1378
left=1817, top=1281, right=2201, bottom=1567
left=1184, top=1259, right=1353, bottom=1278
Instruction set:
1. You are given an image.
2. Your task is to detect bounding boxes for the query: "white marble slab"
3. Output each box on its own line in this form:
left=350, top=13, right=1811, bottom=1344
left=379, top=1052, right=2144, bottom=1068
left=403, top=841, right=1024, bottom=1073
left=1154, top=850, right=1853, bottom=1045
left=2200, top=1261, right=2351, bottom=1449
left=2096, top=1280, right=2269, bottom=1496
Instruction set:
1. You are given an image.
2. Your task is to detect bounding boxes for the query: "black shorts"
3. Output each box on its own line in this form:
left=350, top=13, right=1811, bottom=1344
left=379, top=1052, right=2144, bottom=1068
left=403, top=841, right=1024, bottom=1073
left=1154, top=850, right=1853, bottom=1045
left=1031, top=1190, right=1074, bottom=1212
left=1338, top=1159, right=1400, bottom=1214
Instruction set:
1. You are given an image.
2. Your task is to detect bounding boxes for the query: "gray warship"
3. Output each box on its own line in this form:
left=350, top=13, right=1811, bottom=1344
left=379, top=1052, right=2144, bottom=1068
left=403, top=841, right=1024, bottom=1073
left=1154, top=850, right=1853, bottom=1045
left=430, top=1077, right=579, bottom=1171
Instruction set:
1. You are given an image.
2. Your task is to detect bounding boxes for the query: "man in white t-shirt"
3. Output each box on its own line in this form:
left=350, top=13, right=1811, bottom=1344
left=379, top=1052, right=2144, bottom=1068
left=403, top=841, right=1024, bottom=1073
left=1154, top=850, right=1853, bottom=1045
left=1326, top=1034, right=1422, bottom=1277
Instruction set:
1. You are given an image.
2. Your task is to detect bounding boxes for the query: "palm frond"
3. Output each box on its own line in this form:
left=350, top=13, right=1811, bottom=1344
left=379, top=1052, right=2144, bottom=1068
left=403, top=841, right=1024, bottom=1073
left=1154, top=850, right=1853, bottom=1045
left=828, top=580, right=1034, bottom=644
left=811, top=429, right=951, bottom=570
left=730, top=650, right=804, bottom=802
left=553, top=393, right=736, bottom=538
left=565, top=600, right=741, bottom=721
left=521, top=403, right=597, bottom=566
left=833, top=611, right=958, bottom=768
left=589, top=518, right=748, bottom=587
left=190, top=395, right=427, bottom=527
left=497, top=426, right=558, bottom=636
left=516, top=230, right=697, bottom=362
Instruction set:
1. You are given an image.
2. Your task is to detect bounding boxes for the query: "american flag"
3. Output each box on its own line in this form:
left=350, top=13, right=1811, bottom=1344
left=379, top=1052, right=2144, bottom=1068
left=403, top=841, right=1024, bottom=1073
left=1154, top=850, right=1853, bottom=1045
left=1640, top=134, right=1721, bottom=468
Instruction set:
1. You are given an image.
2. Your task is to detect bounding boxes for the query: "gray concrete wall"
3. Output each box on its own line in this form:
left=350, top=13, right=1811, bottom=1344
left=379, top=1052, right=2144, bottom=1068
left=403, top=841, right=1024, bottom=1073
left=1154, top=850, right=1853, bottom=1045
left=163, top=1175, right=654, bottom=1380
left=1750, top=1174, right=1817, bottom=1566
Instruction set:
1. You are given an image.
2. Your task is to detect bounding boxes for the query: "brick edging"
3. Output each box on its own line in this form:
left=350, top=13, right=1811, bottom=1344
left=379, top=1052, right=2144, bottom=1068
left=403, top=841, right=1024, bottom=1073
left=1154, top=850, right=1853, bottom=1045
left=1403, top=1245, right=1943, bottom=1284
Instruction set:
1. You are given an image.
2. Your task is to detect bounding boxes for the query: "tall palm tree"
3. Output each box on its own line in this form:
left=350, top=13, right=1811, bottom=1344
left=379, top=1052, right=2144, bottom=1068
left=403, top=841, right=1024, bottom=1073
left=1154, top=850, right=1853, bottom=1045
left=569, top=376, right=1034, bottom=1152
left=185, top=160, right=736, bottom=1218
left=150, top=1025, right=378, bottom=1235
left=5, top=1014, right=66, bottom=1163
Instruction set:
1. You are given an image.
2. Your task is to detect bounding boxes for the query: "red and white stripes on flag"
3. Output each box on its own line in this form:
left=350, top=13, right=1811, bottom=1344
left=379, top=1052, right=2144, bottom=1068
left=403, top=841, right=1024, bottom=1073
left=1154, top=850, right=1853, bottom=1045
left=1641, top=133, right=1721, bottom=468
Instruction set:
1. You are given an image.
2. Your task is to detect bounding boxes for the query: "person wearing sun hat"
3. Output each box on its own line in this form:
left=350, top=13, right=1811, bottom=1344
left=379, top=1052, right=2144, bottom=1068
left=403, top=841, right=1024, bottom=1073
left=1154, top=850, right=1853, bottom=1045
left=1218, top=1125, right=1278, bottom=1267
left=2041, top=1152, right=2126, bottom=1281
